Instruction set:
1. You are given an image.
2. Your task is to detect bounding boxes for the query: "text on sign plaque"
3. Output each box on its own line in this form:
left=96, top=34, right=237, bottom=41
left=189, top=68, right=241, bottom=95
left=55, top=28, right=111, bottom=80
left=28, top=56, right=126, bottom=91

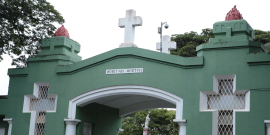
left=106, top=68, right=143, bottom=74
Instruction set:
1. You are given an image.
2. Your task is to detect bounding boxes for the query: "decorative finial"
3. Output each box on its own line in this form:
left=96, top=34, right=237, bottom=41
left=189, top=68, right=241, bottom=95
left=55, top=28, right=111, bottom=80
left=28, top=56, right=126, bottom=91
left=225, top=5, right=243, bottom=21
left=54, top=25, right=70, bottom=38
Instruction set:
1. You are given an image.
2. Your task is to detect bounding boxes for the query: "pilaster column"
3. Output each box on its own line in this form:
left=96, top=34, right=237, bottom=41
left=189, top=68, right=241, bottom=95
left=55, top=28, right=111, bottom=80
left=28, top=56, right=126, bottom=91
left=3, top=118, right=13, bottom=135
left=64, top=119, right=81, bottom=135
left=265, top=120, right=270, bottom=135
left=173, top=119, right=186, bottom=135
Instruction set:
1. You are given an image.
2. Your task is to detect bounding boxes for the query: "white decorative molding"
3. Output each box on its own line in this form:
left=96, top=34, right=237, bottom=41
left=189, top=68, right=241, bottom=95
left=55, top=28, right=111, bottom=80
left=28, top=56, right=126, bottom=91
left=119, top=42, right=138, bottom=48
left=67, top=85, right=185, bottom=135
left=173, top=119, right=186, bottom=135
left=265, top=120, right=270, bottom=135
left=3, top=118, right=12, bottom=135
left=68, top=85, right=183, bottom=119
left=64, top=119, right=81, bottom=135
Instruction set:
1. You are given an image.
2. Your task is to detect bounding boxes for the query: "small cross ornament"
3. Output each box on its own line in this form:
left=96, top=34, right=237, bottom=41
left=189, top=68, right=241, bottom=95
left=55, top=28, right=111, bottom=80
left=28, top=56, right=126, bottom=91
left=119, top=9, right=142, bottom=47
left=156, top=35, right=176, bottom=54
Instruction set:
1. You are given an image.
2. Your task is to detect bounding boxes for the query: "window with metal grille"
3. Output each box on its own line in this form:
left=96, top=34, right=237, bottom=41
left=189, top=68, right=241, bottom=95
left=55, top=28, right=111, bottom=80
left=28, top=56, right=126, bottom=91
left=207, top=79, right=245, bottom=135
left=30, top=86, right=50, bottom=135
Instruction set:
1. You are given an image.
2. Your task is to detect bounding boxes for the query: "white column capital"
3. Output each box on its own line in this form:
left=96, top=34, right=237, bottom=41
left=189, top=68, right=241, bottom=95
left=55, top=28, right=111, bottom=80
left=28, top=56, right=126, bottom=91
left=264, top=120, right=270, bottom=124
left=3, top=118, right=12, bottom=124
left=173, top=119, right=186, bottom=125
left=64, top=119, right=81, bottom=135
left=173, top=119, right=186, bottom=135
left=64, top=119, right=81, bottom=125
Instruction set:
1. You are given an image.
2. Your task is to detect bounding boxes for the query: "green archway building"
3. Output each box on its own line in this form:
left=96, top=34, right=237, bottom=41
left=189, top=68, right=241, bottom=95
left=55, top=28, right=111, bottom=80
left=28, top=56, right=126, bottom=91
left=1, top=9, right=270, bottom=135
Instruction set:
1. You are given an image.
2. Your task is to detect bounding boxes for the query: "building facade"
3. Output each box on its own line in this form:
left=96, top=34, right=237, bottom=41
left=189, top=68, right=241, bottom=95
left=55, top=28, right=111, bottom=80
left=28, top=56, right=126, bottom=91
left=1, top=8, right=270, bottom=135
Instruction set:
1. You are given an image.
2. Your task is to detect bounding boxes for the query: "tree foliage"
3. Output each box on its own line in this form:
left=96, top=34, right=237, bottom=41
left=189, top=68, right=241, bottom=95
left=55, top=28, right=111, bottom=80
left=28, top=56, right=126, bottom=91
left=254, top=30, right=270, bottom=51
left=0, top=0, right=64, bottom=67
left=170, top=28, right=270, bottom=57
left=119, top=109, right=179, bottom=135
left=170, top=28, right=214, bottom=57
left=254, top=30, right=270, bottom=45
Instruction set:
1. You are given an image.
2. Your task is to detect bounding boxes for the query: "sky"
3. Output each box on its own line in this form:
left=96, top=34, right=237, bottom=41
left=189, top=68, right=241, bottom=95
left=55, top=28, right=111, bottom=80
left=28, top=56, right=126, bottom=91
left=0, top=0, right=269, bottom=95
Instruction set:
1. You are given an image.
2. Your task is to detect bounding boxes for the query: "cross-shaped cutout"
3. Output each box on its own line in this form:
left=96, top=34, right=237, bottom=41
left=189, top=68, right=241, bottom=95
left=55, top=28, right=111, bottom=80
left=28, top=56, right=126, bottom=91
left=119, top=9, right=142, bottom=47
left=200, top=74, right=250, bottom=135
left=23, top=82, right=58, bottom=135
left=156, top=35, right=176, bottom=54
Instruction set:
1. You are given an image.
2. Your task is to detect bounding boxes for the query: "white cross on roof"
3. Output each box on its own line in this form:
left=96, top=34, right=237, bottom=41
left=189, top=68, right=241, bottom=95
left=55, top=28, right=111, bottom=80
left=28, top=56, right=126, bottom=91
left=119, top=9, right=142, bottom=47
left=156, top=35, right=176, bottom=54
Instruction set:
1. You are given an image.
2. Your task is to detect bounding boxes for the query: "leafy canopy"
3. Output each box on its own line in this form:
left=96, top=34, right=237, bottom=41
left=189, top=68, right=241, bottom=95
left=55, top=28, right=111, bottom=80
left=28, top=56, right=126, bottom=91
left=0, top=0, right=64, bottom=67
left=254, top=30, right=270, bottom=45
left=170, top=28, right=214, bottom=57
left=170, top=28, right=270, bottom=57
left=119, top=109, right=179, bottom=135
left=254, top=30, right=270, bottom=51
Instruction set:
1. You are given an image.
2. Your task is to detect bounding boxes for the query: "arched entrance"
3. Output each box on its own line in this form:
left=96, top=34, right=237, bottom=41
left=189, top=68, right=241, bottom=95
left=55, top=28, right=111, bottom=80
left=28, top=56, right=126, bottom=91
left=64, top=85, right=186, bottom=135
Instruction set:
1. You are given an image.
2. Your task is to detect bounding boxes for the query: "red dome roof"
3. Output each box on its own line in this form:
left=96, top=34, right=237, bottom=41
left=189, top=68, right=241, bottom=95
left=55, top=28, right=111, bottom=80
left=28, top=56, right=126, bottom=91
left=225, top=5, right=243, bottom=21
left=54, top=25, right=70, bottom=38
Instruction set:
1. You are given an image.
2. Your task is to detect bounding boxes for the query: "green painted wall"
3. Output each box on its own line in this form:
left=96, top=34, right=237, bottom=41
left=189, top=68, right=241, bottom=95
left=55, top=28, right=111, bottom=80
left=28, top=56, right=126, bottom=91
left=76, top=103, right=122, bottom=135
left=0, top=19, right=270, bottom=135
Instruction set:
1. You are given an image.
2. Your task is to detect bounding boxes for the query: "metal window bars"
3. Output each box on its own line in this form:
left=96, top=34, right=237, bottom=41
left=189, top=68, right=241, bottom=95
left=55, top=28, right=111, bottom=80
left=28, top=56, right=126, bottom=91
left=28, top=86, right=55, bottom=135
left=207, top=79, right=245, bottom=135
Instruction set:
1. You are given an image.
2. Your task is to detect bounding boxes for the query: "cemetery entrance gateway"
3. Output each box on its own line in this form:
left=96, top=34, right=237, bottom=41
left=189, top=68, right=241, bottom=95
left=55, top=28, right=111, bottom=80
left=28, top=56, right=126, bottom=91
left=64, top=85, right=186, bottom=135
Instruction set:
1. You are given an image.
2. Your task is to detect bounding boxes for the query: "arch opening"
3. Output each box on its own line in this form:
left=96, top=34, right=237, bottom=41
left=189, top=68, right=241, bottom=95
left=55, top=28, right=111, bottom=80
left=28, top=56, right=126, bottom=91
left=67, top=85, right=183, bottom=119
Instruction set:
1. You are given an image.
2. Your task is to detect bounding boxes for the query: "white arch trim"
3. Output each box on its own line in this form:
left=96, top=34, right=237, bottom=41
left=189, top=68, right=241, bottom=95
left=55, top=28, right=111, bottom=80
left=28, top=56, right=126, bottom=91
left=68, top=85, right=183, bottom=119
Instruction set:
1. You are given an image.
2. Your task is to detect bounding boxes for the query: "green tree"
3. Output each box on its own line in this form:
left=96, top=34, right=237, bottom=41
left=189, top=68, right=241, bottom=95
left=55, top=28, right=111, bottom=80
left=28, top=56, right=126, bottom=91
left=254, top=30, right=270, bottom=51
left=254, top=30, right=270, bottom=45
left=0, top=0, right=64, bottom=67
left=171, top=28, right=270, bottom=57
left=119, top=109, right=179, bottom=135
left=170, top=28, right=214, bottom=57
